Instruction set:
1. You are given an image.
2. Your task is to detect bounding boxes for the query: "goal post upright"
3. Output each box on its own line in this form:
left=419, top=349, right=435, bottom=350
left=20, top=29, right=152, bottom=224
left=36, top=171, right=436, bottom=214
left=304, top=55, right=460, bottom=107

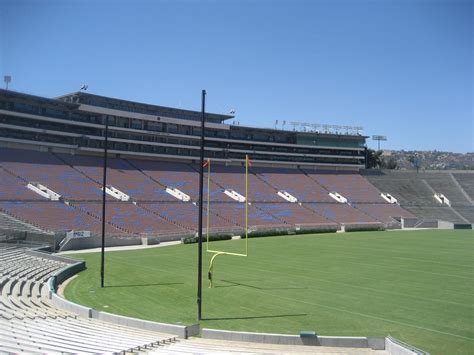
left=206, top=158, right=211, bottom=250
left=245, top=154, right=249, bottom=255
left=206, top=154, right=250, bottom=288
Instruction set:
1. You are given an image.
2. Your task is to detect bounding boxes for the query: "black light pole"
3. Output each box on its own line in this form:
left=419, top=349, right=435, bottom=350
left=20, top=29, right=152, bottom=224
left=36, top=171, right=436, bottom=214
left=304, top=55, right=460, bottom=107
left=100, top=116, right=109, bottom=288
left=364, top=146, right=368, bottom=169
left=197, top=90, right=206, bottom=320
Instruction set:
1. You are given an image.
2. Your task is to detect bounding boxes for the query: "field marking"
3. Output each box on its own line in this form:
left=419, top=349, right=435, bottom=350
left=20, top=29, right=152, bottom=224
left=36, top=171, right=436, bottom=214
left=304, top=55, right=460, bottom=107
left=116, top=245, right=474, bottom=306
left=320, top=239, right=474, bottom=259
left=247, top=251, right=474, bottom=298
left=70, top=243, right=474, bottom=346
left=247, top=287, right=474, bottom=341
left=211, top=255, right=474, bottom=339
left=276, top=244, right=474, bottom=280
left=317, top=255, right=473, bottom=280
left=109, top=245, right=474, bottom=305
left=254, top=248, right=474, bottom=296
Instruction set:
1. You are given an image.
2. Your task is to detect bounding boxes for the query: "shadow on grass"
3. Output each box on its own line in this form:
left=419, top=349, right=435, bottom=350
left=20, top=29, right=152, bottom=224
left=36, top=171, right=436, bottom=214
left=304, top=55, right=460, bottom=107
left=202, top=313, right=307, bottom=321
left=105, top=282, right=183, bottom=288
left=219, top=279, right=306, bottom=290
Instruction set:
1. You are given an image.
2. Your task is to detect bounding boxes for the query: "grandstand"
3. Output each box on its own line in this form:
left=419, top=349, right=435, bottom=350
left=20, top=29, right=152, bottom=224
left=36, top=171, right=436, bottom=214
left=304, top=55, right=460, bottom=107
left=0, top=243, right=178, bottom=353
left=364, top=170, right=474, bottom=225
left=0, top=147, right=423, bottom=243
left=0, top=89, right=471, bottom=354
left=0, top=88, right=472, bottom=249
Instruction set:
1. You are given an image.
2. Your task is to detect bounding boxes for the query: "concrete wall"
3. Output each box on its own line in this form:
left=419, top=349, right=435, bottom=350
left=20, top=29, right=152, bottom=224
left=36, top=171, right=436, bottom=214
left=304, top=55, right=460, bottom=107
left=46, top=253, right=199, bottom=338
left=0, top=228, right=57, bottom=246
left=438, top=221, right=454, bottom=229
left=416, top=220, right=439, bottom=228
left=201, top=329, right=385, bottom=350
left=401, top=218, right=418, bottom=228
left=385, top=336, right=427, bottom=354
left=59, top=234, right=142, bottom=251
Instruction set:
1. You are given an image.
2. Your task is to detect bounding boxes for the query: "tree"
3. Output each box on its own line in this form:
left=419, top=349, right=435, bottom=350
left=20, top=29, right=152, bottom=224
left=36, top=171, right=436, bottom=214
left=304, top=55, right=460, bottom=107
left=408, top=154, right=421, bottom=172
left=382, top=157, right=398, bottom=169
left=366, top=149, right=383, bottom=168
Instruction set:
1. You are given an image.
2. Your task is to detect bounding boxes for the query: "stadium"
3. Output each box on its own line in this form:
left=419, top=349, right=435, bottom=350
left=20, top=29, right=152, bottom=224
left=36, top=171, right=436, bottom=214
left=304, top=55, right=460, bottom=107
left=0, top=87, right=472, bottom=354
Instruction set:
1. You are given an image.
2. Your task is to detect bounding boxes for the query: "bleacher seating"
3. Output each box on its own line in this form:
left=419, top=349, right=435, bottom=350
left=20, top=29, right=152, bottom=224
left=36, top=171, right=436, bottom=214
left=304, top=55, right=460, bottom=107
left=0, top=201, right=119, bottom=233
left=453, top=206, right=474, bottom=223
left=304, top=170, right=386, bottom=203
left=364, top=170, right=474, bottom=223
left=75, top=202, right=186, bottom=235
left=402, top=206, right=467, bottom=224
left=0, top=212, right=47, bottom=234
left=0, top=169, right=44, bottom=201
left=130, top=159, right=203, bottom=200
left=0, top=244, right=177, bottom=353
left=144, top=202, right=240, bottom=231
left=306, top=203, right=378, bottom=224
left=0, top=149, right=103, bottom=200
left=205, top=203, right=287, bottom=229
left=209, top=165, right=280, bottom=202
left=254, top=167, right=334, bottom=202
left=1, top=147, right=435, bottom=235
left=452, top=173, right=474, bottom=201
left=254, top=203, right=335, bottom=226
left=353, top=203, right=415, bottom=224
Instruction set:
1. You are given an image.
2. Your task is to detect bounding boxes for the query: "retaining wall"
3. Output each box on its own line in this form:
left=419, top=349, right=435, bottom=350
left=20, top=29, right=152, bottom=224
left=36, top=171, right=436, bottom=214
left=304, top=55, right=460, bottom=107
left=202, top=329, right=428, bottom=354
left=202, top=328, right=385, bottom=350
left=47, top=257, right=199, bottom=338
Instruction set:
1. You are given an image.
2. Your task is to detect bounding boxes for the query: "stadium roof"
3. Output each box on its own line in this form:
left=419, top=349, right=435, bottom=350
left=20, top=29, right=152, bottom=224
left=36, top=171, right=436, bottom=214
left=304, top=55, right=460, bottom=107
left=56, top=91, right=234, bottom=123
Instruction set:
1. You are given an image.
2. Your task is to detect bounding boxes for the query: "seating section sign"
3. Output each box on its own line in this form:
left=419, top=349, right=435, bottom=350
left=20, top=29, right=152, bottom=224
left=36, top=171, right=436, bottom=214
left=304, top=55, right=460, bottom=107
left=66, top=230, right=91, bottom=239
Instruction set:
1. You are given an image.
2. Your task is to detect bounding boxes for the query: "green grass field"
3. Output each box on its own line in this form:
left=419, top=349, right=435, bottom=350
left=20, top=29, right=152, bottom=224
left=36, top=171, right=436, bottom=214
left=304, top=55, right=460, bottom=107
left=65, top=229, right=473, bottom=354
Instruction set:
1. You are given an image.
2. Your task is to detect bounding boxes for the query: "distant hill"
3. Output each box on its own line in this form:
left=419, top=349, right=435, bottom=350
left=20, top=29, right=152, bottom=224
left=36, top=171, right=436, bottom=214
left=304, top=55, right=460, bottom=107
left=382, top=150, right=474, bottom=170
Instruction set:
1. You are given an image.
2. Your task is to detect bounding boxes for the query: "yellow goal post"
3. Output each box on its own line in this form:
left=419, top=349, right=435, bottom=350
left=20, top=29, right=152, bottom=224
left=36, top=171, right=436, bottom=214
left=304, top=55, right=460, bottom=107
left=206, top=155, right=250, bottom=287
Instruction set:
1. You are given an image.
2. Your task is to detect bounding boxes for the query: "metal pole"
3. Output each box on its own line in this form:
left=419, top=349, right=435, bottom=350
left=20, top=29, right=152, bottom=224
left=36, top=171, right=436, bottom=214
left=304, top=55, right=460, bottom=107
left=197, top=90, right=206, bottom=320
left=364, top=147, right=368, bottom=169
left=100, top=116, right=109, bottom=288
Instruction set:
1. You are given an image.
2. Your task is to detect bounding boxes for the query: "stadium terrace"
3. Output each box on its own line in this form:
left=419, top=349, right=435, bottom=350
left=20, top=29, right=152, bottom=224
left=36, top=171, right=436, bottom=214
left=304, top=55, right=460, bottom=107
left=0, top=89, right=366, bottom=169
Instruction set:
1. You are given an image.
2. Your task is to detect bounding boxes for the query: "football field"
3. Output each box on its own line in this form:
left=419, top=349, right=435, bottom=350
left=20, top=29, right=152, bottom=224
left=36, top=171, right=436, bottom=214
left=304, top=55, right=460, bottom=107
left=65, top=230, right=473, bottom=354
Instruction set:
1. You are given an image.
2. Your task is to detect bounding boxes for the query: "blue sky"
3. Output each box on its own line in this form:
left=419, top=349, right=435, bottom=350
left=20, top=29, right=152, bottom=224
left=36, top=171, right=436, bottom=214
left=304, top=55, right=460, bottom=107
left=1, top=0, right=472, bottom=152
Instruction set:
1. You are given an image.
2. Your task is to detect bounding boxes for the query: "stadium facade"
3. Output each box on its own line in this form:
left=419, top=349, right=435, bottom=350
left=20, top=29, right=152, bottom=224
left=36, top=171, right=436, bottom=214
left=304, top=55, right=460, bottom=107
left=0, top=89, right=366, bottom=169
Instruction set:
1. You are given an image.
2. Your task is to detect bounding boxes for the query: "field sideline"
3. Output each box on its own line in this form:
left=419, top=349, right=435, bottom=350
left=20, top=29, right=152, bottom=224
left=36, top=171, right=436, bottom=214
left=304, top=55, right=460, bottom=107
left=65, top=230, right=473, bottom=354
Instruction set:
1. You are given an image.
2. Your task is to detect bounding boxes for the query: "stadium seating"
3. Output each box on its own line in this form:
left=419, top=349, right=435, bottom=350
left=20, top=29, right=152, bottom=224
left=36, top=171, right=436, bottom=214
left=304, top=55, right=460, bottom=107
left=453, top=206, right=474, bottom=222
left=452, top=173, right=474, bottom=201
left=254, top=203, right=335, bottom=226
left=0, top=212, right=46, bottom=234
left=1, top=147, right=437, bottom=235
left=0, top=149, right=103, bottom=200
left=353, top=203, right=415, bottom=224
left=0, top=201, right=118, bottom=233
left=130, top=159, right=203, bottom=200
left=144, top=202, right=241, bottom=232
left=402, top=206, right=468, bottom=224
left=75, top=202, right=186, bottom=235
left=306, top=203, right=378, bottom=224
left=253, top=167, right=334, bottom=202
left=364, top=170, right=474, bottom=223
left=205, top=203, right=288, bottom=229
left=0, top=169, right=44, bottom=201
left=209, top=165, right=280, bottom=202
left=59, top=154, right=175, bottom=201
left=0, top=244, right=177, bottom=353
left=303, top=170, right=386, bottom=203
